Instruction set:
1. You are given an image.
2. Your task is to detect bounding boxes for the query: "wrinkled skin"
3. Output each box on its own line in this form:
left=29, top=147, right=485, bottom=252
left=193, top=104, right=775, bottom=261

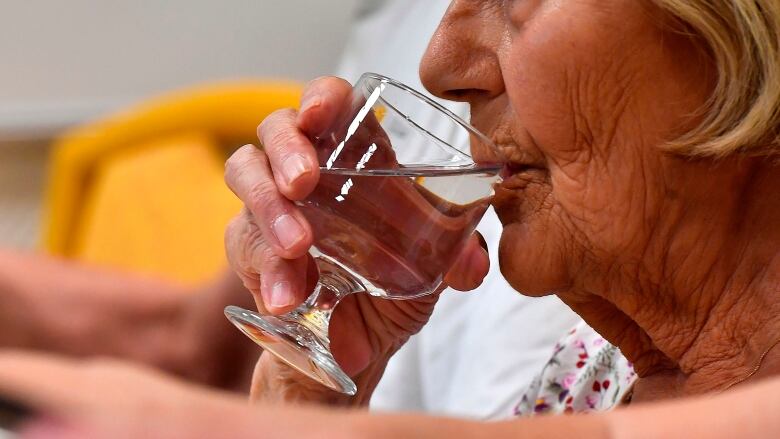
left=224, top=80, right=489, bottom=404
left=421, top=0, right=779, bottom=399
left=225, top=0, right=779, bottom=404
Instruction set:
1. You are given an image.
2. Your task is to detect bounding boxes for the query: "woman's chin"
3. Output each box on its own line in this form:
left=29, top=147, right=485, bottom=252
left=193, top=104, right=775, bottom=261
left=498, top=222, right=571, bottom=297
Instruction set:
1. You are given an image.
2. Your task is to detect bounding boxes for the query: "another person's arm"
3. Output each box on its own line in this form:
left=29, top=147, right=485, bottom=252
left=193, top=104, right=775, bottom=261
left=0, top=351, right=777, bottom=438
left=0, top=249, right=258, bottom=390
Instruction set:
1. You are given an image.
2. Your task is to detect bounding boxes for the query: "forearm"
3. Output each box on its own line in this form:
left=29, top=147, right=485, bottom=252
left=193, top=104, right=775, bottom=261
left=383, top=377, right=780, bottom=439
left=0, top=249, right=190, bottom=370
left=329, top=408, right=608, bottom=439
left=608, top=376, right=780, bottom=439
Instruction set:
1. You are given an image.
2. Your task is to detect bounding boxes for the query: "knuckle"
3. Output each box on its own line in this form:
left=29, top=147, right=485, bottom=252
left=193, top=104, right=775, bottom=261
left=257, top=114, right=277, bottom=139
left=305, top=75, right=335, bottom=90
left=257, top=109, right=297, bottom=144
left=264, top=127, right=301, bottom=155
left=245, top=181, right=280, bottom=215
left=305, top=75, right=333, bottom=89
left=224, top=149, right=244, bottom=175
left=226, top=155, right=271, bottom=196
left=306, top=75, right=347, bottom=90
left=224, top=215, right=248, bottom=260
left=232, top=143, right=257, bottom=161
left=225, top=145, right=262, bottom=178
left=225, top=213, right=246, bottom=239
left=248, top=234, right=274, bottom=265
left=226, top=211, right=266, bottom=268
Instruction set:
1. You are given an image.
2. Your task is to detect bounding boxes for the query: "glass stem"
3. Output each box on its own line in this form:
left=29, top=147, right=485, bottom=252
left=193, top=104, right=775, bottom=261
left=288, top=255, right=365, bottom=347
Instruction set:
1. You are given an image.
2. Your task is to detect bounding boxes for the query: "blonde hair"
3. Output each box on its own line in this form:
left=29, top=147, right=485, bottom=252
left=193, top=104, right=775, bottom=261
left=653, top=0, right=780, bottom=157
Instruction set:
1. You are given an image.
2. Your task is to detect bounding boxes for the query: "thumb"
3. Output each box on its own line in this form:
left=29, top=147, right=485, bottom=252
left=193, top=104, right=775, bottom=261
left=443, top=233, right=490, bottom=291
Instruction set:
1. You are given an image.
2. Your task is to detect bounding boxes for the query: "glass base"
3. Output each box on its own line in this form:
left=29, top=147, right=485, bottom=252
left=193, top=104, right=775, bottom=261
left=224, top=305, right=357, bottom=395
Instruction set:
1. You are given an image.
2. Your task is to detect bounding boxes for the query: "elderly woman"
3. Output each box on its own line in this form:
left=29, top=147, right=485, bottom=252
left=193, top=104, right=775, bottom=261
left=227, top=0, right=779, bottom=407
left=0, top=0, right=777, bottom=437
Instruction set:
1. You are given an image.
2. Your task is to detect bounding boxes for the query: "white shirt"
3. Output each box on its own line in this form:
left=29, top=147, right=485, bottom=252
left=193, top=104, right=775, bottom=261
left=336, top=0, right=582, bottom=420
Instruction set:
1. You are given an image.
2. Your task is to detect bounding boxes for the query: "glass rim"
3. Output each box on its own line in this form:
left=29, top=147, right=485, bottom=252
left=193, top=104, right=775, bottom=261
left=358, top=72, right=499, bottom=161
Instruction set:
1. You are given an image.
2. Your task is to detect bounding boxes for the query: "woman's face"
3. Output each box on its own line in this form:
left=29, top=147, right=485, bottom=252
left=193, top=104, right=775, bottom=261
left=420, top=0, right=714, bottom=296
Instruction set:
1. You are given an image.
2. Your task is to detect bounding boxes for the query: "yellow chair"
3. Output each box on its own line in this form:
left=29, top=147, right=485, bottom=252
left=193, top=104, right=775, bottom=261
left=42, top=81, right=303, bottom=285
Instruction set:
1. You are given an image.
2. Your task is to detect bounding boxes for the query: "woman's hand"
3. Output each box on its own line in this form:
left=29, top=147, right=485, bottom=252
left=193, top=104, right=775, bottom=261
left=224, top=76, right=490, bottom=404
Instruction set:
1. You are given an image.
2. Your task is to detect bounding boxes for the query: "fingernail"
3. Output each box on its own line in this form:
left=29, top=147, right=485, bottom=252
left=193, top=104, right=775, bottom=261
left=272, top=214, right=305, bottom=250
left=300, top=95, right=322, bottom=114
left=283, top=153, right=313, bottom=187
left=269, top=281, right=295, bottom=309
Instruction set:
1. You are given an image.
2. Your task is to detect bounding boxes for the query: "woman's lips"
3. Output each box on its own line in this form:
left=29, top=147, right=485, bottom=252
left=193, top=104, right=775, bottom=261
left=499, top=163, right=546, bottom=189
left=499, top=166, right=513, bottom=179
left=492, top=164, right=548, bottom=225
left=477, top=129, right=547, bottom=188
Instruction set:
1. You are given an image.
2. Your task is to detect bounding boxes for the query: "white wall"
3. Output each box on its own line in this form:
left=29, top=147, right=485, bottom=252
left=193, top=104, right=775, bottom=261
left=0, top=0, right=360, bottom=137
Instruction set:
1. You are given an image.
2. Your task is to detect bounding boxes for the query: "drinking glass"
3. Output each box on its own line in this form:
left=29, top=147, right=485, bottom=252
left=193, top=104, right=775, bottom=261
left=225, top=73, right=503, bottom=395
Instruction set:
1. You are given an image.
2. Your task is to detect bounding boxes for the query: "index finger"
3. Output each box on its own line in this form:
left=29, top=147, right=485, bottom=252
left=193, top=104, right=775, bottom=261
left=296, top=76, right=353, bottom=138
left=257, top=77, right=353, bottom=201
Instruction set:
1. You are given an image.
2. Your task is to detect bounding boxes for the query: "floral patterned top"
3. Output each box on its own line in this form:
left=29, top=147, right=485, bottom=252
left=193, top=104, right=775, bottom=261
left=513, top=320, right=637, bottom=416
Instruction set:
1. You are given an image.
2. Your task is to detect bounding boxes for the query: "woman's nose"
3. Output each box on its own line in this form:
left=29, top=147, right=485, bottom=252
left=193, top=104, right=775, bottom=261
left=420, top=3, right=504, bottom=104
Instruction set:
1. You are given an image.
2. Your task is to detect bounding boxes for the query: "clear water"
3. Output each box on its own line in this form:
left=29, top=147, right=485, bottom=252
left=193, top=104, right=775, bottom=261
left=298, top=165, right=501, bottom=299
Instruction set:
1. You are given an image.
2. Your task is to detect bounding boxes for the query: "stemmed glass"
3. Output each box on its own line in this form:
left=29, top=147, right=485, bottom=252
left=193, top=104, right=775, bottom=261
left=225, top=73, right=503, bottom=395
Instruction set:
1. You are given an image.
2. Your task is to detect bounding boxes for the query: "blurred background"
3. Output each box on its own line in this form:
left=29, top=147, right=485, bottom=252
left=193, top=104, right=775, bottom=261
left=0, top=1, right=360, bottom=281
